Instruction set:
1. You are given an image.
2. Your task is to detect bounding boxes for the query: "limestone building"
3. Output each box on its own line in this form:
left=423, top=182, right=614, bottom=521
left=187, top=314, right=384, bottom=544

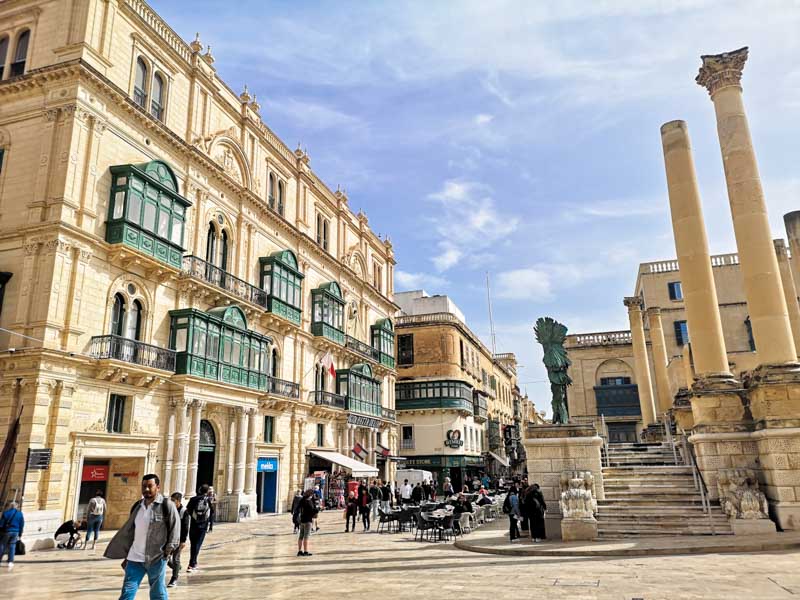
left=394, top=290, right=522, bottom=489
left=0, top=0, right=399, bottom=542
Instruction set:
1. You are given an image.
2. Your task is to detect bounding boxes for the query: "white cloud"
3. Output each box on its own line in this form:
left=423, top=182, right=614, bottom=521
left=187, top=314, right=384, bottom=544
left=262, top=98, right=365, bottom=131
left=426, top=179, right=519, bottom=272
left=495, top=268, right=553, bottom=301
left=395, top=270, right=448, bottom=291
left=474, top=113, right=494, bottom=126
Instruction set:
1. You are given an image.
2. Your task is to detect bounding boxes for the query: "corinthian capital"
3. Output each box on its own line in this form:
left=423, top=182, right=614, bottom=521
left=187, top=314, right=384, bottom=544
left=696, top=46, right=748, bottom=97
left=623, top=296, right=644, bottom=311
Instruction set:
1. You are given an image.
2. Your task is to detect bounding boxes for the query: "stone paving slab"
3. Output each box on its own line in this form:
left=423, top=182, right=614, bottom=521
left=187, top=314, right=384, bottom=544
left=455, top=520, right=800, bottom=557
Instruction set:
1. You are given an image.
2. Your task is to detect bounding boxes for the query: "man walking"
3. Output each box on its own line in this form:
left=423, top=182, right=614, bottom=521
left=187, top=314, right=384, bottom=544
left=104, top=474, right=179, bottom=599
left=297, top=489, right=318, bottom=557
left=186, top=484, right=212, bottom=573
left=400, top=479, right=412, bottom=504
left=503, top=488, right=522, bottom=542
left=84, top=490, right=106, bottom=550
left=205, top=486, right=217, bottom=533
left=369, top=480, right=381, bottom=519
left=167, top=493, right=190, bottom=588
left=380, top=481, right=392, bottom=512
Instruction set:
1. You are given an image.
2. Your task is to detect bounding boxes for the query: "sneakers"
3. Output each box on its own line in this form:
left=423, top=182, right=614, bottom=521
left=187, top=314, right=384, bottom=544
left=303, top=552, right=312, bottom=556
left=7, top=563, right=13, bottom=571
left=167, top=579, right=178, bottom=588
left=297, top=551, right=312, bottom=557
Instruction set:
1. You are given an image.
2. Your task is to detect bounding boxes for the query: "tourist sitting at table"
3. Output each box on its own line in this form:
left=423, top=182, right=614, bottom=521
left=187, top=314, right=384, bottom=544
left=476, top=490, right=493, bottom=506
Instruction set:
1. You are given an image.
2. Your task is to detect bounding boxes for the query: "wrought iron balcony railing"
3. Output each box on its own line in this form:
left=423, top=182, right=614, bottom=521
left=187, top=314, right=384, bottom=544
left=381, top=407, right=396, bottom=421
left=89, top=334, right=176, bottom=371
left=311, top=390, right=346, bottom=410
left=400, top=439, right=415, bottom=450
left=345, top=334, right=380, bottom=362
left=267, top=376, right=300, bottom=399
left=182, top=255, right=267, bottom=308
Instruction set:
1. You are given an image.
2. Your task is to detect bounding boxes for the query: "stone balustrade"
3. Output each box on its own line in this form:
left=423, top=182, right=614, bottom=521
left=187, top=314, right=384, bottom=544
left=566, top=330, right=632, bottom=348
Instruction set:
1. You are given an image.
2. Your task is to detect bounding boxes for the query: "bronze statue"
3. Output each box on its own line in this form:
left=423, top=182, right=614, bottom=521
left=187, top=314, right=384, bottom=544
left=535, top=317, right=572, bottom=424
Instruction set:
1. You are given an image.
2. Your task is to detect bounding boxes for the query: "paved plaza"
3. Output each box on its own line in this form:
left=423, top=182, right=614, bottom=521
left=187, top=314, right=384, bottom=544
left=2, top=511, right=800, bottom=599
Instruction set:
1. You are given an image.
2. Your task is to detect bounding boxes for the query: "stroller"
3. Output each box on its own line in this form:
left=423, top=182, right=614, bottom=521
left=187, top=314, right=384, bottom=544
left=54, top=519, right=84, bottom=549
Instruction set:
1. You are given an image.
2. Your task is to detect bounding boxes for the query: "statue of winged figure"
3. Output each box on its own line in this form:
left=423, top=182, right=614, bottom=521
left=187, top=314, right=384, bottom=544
left=534, top=317, right=572, bottom=424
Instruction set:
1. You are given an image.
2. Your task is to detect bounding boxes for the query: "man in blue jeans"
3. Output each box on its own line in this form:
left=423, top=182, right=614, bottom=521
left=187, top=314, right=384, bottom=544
left=0, top=501, right=24, bottom=571
left=104, top=474, right=179, bottom=599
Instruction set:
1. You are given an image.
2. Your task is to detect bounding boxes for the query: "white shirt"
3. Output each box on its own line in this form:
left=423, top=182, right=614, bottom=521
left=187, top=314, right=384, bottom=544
left=401, top=484, right=412, bottom=499
left=88, top=497, right=106, bottom=516
left=127, top=501, right=152, bottom=563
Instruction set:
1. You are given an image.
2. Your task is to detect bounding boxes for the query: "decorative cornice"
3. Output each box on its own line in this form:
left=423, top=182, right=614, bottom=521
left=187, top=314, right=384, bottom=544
left=696, top=46, right=748, bottom=97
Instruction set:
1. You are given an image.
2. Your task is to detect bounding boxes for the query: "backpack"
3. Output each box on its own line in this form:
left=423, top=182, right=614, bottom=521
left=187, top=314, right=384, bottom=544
left=502, top=494, right=512, bottom=515
left=192, top=496, right=210, bottom=526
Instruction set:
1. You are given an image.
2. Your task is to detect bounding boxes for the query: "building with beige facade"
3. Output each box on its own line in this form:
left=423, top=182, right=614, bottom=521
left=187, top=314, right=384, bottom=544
left=0, top=0, right=400, bottom=544
left=394, top=290, right=524, bottom=490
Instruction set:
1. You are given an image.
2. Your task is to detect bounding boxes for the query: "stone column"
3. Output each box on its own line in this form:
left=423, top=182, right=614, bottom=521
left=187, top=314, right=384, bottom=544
left=226, top=409, right=237, bottom=494
left=173, top=399, right=190, bottom=495
left=623, top=297, right=657, bottom=426
left=245, top=407, right=258, bottom=494
left=774, top=239, right=800, bottom=354
left=162, top=399, right=177, bottom=495
left=697, top=47, right=797, bottom=365
left=660, top=120, right=731, bottom=377
left=784, top=211, right=800, bottom=292
left=233, top=407, right=248, bottom=495
left=186, top=400, right=204, bottom=497
left=646, top=308, right=673, bottom=414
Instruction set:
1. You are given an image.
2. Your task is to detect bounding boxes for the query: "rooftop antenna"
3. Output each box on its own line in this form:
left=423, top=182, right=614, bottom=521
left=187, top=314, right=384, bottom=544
left=486, top=271, right=497, bottom=355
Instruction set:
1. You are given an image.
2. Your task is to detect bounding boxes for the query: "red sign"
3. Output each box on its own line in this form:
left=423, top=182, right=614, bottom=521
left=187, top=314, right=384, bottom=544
left=82, top=465, right=109, bottom=481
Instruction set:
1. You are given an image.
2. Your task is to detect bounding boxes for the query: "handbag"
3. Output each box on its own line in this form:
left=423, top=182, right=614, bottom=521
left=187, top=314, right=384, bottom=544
left=14, top=539, right=25, bottom=556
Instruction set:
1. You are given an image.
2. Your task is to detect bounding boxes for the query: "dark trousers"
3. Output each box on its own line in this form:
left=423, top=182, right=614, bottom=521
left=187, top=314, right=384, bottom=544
left=207, top=507, right=215, bottom=531
left=170, top=546, right=182, bottom=582
left=188, top=523, right=207, bottom=568
left=509, top=515, right=520, bottom=540
left=520, top=514, right=529, bottom=531
left=360, top=508, right=370, bottom=530
left=345, top=513, right=356, bottom=531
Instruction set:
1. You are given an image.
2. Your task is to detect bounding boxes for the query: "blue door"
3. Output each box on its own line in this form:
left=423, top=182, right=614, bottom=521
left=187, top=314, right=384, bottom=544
left=258, top=457, right=279, bottom=513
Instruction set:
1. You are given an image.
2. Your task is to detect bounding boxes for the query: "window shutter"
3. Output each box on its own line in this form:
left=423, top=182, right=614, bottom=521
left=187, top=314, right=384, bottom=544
left=674, top=320, right=684, bottom=346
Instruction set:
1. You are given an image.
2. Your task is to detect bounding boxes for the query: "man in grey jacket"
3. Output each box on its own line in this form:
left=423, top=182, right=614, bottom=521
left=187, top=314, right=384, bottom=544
left=104, top=474, right=179, bottom=600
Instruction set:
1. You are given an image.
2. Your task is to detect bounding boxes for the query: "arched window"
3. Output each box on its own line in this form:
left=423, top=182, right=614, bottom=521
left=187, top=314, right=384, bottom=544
left=268, top=173, right=276, bottom=204
left=125, top=299, right=142, bottom=340
left=10, top=30, right=29, bottom=78
left=0, top=36, right=9, bottom=80
left=111, top=293, right=126, bottom=337
left=205, top=222, right=217, bottom=265
left=271, top=348, right=279, bottom=378
left=220, top=230, right=229, bottom=272
left=134, top=58, right=148, bottom=108
left=151, top=72, right=165, bottom=120
left=277, top=181, right=284, bottom=215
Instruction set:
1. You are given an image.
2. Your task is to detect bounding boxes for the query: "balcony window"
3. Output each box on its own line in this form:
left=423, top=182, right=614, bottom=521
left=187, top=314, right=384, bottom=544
left=106, top=160, right=190, bottom=269
left=169, top=305, right=273, bottom=392
left=337, top=363, right=382, bottom=417
left=311, top=281, right=344, bottom=343
left=9, top=30, right=29, bottom=78
left=107, top=394, right=128, bottom=433
left=397, top=334, right=413, bottom=366
left=0, top=36, right=8, bottom=80
left=134, top=58, right=148, bottom=109
left=668, top=281, right=683, bottom=301
left=401, top=425, right=414, bottom=449
left=674, top=320, right=689, bottom=346
left=259, top=250, right=304, bottom=325
left=150, top=72, right=165, bottom=121
left=264, top=415, right=274, bottom=443
left=371, top=318, right=395, bottom=368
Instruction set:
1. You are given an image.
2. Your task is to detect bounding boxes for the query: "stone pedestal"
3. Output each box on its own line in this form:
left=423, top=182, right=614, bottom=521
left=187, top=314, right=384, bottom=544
left=671, top=389, right=694, bottom=432
left=731, top=518, right=777, bottom=536
left=222, top=492, right=257, bottom=522
left=523, top=423, right=604, bottom=541
left=561, top=518, right=598, bottom=542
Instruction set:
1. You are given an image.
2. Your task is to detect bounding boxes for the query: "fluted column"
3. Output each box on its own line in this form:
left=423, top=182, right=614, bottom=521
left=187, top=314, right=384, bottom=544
left=245, top=407, right=258, bottom=494
left=775, top=239, right=800, bottom=355
left=661, top=120, right=731, bottom=377
left=784, top=211, right=800, bottom=292
left=697, top=47, right=796, bottom=364
left=226, top=409, right=237, bottom=494
left=337, top=425, right=344, bottom=454
left=233, top=407, right=248, bottom=494
left=646, top=308, right=673, bottom=414
left=173, top=399, right=190, bottom=495
left=624, top=297, right=656, bottom=425
left=162, top=399, right=177, bottom=495
left=187, top=399, right=204, bottom=497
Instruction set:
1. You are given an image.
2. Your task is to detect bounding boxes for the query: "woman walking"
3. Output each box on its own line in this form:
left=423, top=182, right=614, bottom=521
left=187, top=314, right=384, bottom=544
left=357, top=482, right=371, bottom=531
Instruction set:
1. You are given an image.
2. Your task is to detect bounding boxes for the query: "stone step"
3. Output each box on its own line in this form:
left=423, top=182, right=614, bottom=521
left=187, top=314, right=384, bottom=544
left=602, top=491, right=702, bottom=499
left=597, top=506, right=719, bottom=515
left=598, top=530, right=734, bottom=538
left=598, top=499, right=707, bottom=507
left=602, top=478, right=697, bottom=486
left=598, top=515, right=729, bottom=524
left=603, top=486, right=699, bottom=494
left=603, top=466, right=693, bottom=474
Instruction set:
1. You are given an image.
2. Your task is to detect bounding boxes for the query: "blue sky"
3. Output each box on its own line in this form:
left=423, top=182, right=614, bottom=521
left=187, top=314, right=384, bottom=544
left=155, top=1, right=800, bottom=413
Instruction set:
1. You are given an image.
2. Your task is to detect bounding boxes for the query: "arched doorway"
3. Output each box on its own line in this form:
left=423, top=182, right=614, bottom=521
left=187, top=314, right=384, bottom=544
left=197, top=420, right=216, bottom=492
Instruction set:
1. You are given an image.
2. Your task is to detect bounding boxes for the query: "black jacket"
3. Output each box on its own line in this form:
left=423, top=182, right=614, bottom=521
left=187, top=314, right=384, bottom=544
left=369, top=486, right=381, bottom=501
left=176, top=505, right=190, bottom=544
left=380, top=485, right=391, bottom=501
left=411, top=485, right=423, bottom=502
left=299, top=496, right=318, bottom=524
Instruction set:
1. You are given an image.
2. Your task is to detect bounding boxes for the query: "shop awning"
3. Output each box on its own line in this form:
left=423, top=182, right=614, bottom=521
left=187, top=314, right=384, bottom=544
left=488, top=451, right=510, bottom=468
left=308, top=450, right=379, bottom=477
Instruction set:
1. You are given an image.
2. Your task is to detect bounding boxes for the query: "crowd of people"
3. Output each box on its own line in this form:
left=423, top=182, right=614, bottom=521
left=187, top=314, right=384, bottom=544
left=502, top=478, right=547, bottom=543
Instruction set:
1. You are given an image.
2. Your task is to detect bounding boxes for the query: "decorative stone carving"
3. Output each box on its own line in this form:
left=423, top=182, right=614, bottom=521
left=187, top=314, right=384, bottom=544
left=214, top=146, right=243, bottom=186
left=87, top=418, right=106, bottom=432
left=717, top=468, right=769, bottom=520
left=559, top=470, right=597, bottom=519
left=696, top=46, right=748, bottom=96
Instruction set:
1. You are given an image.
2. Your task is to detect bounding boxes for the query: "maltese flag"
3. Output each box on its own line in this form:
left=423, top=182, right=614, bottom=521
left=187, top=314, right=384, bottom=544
left=321, top=351, right=336, bottom=378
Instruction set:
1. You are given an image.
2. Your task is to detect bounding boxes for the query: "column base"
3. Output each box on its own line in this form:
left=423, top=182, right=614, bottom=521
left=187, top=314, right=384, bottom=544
left=561, top=517, right=598, bottom=542
left=671, top=389, right=695, bottom=432
left=746, top=363, right=800, bottom=426
left=731, top=517, right=777, bottom=536
left=752, top=426, right=800, bottom=530
left=221, top=492, right=258, bottom=521
left=689, top=374, right=748, bottom=433
left=688, top=430, right=758, bottom=501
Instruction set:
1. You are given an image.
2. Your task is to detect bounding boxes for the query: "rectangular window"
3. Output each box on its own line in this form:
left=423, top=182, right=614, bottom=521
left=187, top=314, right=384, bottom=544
left=401, top=425, right=413, bottom=449
left=264, top=415, right=274, bottom=443
left=600, top=377, right=632, bottom=386
left=174, top=328, right=187, bottom=352
left=674, top=320, right=689, bottom=346
left=128, top=192, right=142, bottom=225
left=373, top=261, right=383, bottom=292
left=316, top=423, right=325, bottom=447
left=316, top=213, right=330, bottom=251
left=397, top=334, right=414, bottom=366
left=668, top=281, right=683, bottom=301
left=113, top=191, right=125, bottom=219
left=107, top=394, right=127, bottom=433
left=170, top=216, right=183, bottom=245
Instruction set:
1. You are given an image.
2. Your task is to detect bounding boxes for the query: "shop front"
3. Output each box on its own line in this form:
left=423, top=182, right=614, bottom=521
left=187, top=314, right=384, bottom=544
left=306, top=449, right=378, bottom=509
left=403, top=455, right=485, bottom=495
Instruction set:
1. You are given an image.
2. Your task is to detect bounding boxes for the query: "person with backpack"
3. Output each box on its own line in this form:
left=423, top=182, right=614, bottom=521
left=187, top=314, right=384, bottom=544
left=84, top=489, right=106, bottom=550
left=503, top=488, right=522, bottom=542
left=104, top=474, right=179, bottom=599
left=167, top=492, right=190, bottom=588
left=205, top=486, right=217, bottom=533
left=185, top=484, right=211, bottom=573
left=0, top=501, right=24, bottom=571
left=297, top=489, right=318, bottom=557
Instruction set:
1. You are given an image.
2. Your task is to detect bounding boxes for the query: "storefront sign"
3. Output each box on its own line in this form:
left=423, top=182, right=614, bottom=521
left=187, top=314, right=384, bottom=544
left=257, top=457, right=278, bottom=472
left=444, top=429, right=464, bottom=448
left=82, top=465, right=109, bottom=481
left=347, top=414, right=381, bottom=429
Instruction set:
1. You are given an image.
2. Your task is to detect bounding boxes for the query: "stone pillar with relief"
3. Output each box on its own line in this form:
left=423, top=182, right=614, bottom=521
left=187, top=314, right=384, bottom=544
left=623, top=297, right=657, bottom=428
left=225, top=407, right=257, bottom=519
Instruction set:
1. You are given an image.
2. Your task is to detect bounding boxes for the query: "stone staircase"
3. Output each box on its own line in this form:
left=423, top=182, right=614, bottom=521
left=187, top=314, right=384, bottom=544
left=597, top=442, right=732, bottom=538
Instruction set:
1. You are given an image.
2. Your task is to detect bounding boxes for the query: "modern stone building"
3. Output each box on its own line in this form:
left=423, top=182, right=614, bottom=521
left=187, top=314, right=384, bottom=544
left=394, top=290, right=524, bottom=489
left=0, top=0, right=399, bottom=542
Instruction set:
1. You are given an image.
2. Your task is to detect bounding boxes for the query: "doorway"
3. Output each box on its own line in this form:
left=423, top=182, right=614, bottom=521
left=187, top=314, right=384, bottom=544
left=607, top=422, right=637, bottom=443
left=196, top=420, right=216, bottom=492
left=256, top=457, right=279, bottom=513
left=77, top=459, right=109, bottom=519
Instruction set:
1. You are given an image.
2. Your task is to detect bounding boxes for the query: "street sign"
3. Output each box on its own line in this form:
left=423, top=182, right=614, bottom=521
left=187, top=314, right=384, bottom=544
left=27, top=448, right=52, bottom=470
left=257, top=457, right=278, bottom=472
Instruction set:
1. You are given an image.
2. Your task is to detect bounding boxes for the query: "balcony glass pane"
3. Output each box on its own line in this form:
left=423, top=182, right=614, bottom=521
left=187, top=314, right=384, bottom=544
left=128, top=192, right=142, bottom=224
